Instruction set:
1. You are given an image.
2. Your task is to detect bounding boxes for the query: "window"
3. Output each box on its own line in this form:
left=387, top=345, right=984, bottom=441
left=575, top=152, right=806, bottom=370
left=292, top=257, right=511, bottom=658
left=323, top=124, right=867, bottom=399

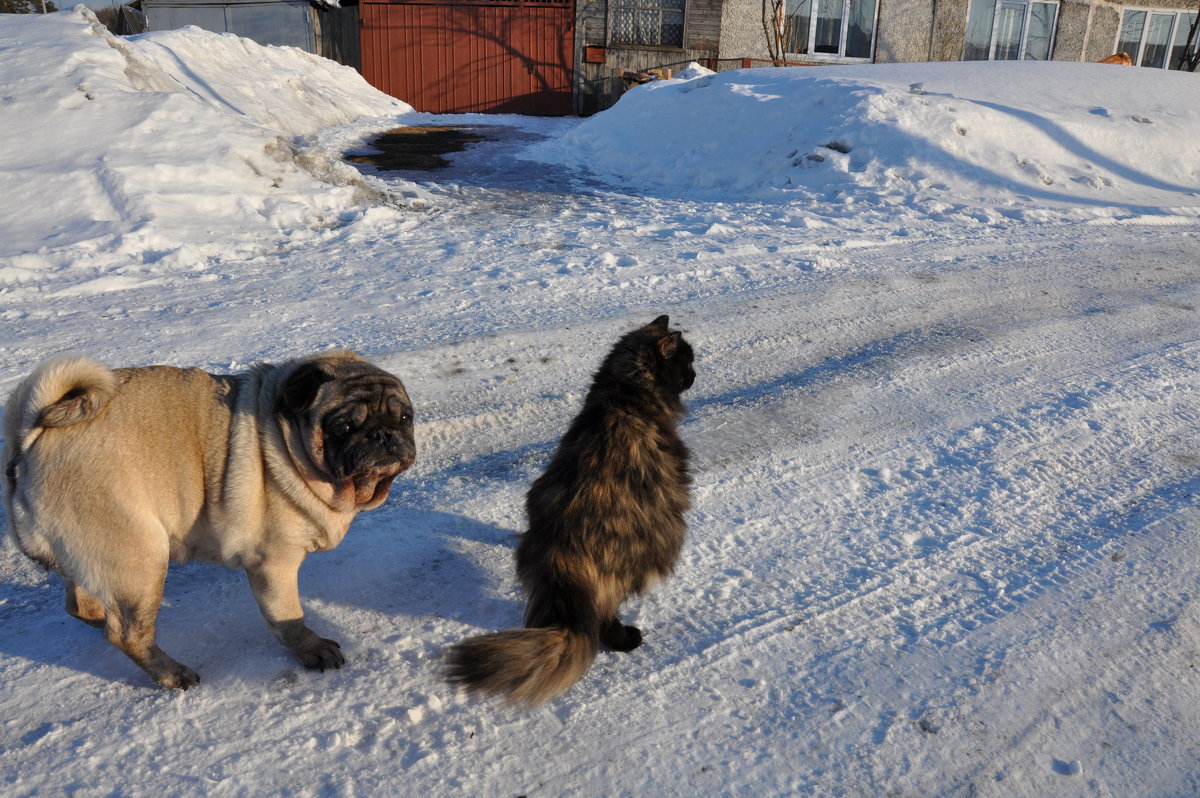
left=1117, top=8, right=1198, bottom=70
left=610, top=0, right=686, bottom=48
left=782, top=0, right=878, bottom=61
left=963, top=0, right=1059, bottom=60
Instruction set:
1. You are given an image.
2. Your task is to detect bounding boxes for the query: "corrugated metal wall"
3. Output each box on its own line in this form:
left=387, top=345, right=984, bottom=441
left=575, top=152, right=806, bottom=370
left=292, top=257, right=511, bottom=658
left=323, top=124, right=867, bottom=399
left=144, top=0, right=316, bottom=52
left=315, top=3, right=361, bottom=70
left=361, top=0, right=575, bottom=115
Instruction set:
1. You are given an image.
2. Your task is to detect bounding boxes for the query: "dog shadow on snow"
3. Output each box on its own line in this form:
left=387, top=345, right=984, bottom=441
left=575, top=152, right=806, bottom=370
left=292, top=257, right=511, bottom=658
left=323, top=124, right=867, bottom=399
left=0, top=501, right=522, bottom=688
left=301, top=503, right=524, bottom=628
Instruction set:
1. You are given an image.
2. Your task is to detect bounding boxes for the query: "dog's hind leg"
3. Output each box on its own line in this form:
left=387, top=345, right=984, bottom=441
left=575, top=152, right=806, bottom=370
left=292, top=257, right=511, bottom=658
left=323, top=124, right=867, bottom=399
left=64, top=578, right=105, bottom=628
left=105, top=602, right=199, bottom=689
left=102, top=550, right=199, bottom=690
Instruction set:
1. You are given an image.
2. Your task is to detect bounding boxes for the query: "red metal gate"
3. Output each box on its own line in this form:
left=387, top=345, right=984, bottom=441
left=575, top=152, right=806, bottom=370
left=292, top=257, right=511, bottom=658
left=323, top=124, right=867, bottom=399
left=360, top=0, right=575, bottom=115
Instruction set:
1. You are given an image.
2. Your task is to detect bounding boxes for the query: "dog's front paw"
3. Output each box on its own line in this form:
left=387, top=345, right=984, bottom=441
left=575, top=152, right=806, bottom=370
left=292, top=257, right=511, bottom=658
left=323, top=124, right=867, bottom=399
left=269, top=619, right=346, bottom=672
left=297, top=637, right=345, bottom=672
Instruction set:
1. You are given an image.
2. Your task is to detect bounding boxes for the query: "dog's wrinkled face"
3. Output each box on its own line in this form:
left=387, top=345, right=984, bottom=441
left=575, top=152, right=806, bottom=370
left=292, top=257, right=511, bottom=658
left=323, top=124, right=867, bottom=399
left=280, top=358, right=416, bottom=509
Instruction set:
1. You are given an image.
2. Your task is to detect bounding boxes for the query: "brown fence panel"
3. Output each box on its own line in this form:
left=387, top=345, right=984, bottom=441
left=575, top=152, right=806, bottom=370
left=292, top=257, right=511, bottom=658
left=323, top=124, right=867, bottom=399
left=361, top=0, right=574, bottom=116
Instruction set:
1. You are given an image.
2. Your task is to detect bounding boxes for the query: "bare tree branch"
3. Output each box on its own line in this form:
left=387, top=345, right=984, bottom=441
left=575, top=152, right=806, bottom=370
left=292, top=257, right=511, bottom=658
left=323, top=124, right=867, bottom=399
left=762, top=0, right=793, bottom=66
left=1176, top=3, right=1200, bottom=71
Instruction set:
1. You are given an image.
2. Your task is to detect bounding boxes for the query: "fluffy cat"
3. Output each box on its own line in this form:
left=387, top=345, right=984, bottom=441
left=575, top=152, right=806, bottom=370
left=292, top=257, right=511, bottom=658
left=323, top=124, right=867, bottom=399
left=445, top=315, right=695, bottom=706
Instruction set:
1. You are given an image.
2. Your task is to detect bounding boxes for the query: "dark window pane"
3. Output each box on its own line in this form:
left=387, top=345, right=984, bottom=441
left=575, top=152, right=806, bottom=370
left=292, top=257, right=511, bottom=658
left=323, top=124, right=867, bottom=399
left=1023, top=2, right=1055, bottom=60
left=784, top=0, right=812, bottom=53
left=610, top=1, right=685, bottom=46
left=611, top=8, right=635, bottom=43
left=661, top=9, right=684, bottom=45
left=1170, top=12, right=1197, bottom=70
left=963, top=0, right=997, bottom=60
left=845, top=0, right=874, bottom=57
left=1140, top=13, right=1172, bottom=68
left=814, top=0, right=845, bottom=54
left=993, top=1, right=1025, bottom=60
left=1117, top=10, right=1146, bottom=60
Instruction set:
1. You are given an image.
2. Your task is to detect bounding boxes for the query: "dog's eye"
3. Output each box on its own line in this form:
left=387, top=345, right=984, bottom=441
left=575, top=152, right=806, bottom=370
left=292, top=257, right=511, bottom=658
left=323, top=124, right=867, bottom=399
left=400, top=412, right=412, bottom=425
left=331, top=421, right=352, bottom=437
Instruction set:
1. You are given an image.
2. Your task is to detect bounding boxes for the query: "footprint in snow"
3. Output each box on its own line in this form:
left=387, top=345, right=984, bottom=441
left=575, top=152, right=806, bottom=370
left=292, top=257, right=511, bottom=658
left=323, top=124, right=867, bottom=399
left=1017, top=157, right=1054, bottom=186
left=1052, top=758, right=1084, bottom=776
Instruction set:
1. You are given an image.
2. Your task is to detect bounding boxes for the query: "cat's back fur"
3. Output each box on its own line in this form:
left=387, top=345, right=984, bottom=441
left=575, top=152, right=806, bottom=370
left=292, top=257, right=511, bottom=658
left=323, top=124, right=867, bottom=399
left=446, top=316, right=695, bottom=706
left=520, top=319, right=692, bottom=602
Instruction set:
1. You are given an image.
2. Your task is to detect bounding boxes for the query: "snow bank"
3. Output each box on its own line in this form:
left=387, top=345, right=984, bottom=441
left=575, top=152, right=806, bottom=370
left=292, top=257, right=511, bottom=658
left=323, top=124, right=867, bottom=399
left=0, top=7, right=411, bottom=281
left=528, top=61, right=1200, bottom=219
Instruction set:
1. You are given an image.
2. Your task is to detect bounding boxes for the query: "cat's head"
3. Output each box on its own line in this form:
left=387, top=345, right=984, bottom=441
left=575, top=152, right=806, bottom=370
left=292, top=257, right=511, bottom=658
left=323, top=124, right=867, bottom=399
left=644, top=315, right=695, bottom=394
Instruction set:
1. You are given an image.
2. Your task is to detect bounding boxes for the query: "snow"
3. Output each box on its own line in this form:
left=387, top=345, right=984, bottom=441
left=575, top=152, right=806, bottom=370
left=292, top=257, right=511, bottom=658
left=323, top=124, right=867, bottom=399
left=0, top=8, right=411, bottom=281
left=3, top=7, right=1200, bottom=797
left=529, top=60, right=1200, bottom=218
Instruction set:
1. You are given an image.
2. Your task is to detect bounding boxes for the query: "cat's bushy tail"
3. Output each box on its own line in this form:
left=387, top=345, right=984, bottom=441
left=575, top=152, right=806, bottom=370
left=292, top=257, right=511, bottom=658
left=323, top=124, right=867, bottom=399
left=444, top=626, right=597, bottom=706
left=445, top=576, right=602, bottom=706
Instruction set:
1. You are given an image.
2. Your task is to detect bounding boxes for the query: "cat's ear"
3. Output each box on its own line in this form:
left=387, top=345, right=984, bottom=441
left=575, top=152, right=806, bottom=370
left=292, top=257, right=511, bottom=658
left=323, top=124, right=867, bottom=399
left=657, top=331, right=682, bottom=360
left=649, top=315, right=670, bottom=330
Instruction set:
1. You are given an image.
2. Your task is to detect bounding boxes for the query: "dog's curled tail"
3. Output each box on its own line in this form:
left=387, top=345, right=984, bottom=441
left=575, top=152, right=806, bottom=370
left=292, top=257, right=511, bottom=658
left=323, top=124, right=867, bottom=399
left=4, top=357, right=118, bottom=458
left=445, top=626, right=597, bottom=707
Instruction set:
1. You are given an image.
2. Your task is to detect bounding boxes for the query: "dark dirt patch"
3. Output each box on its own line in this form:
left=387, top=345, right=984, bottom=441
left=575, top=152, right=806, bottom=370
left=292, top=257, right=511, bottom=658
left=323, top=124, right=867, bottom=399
left=345, top=126, right=488, bottom=171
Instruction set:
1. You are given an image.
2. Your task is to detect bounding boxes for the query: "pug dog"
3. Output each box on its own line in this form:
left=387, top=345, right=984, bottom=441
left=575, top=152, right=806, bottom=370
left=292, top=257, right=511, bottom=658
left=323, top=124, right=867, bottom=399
left=2, top=351, right=415, bottom=689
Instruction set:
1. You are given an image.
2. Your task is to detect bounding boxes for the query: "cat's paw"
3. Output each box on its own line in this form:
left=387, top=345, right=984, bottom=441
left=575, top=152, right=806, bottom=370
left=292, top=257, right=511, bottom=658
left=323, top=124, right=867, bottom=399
left=602, top=622, right=643, bottom=652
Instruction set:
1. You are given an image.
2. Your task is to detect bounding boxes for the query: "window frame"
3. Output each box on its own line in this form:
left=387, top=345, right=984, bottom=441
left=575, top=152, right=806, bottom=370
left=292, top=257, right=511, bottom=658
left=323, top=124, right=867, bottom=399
left=1115, top=7, right=1199, bottom=70
left=781, top=0, right=880, bottom=63
left=607, top=0, right=688, bottom=50
left=962, top=0, right=1060, bottom=61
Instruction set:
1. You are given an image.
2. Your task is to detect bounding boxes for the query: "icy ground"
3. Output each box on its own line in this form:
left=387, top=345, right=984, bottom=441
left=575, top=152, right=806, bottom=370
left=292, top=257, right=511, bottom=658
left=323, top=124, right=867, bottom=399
left=2, top=9, right=1200, bottom=798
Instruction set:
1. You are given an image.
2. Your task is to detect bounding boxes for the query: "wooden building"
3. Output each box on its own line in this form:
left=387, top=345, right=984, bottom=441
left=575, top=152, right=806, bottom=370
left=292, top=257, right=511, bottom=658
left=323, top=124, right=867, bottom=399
left=573, top=0, right=724, bottom=112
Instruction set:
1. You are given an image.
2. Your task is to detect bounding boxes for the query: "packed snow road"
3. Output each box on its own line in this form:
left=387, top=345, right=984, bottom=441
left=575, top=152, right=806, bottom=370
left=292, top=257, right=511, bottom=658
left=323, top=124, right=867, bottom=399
left=6, top=121, right=1200, bottom=795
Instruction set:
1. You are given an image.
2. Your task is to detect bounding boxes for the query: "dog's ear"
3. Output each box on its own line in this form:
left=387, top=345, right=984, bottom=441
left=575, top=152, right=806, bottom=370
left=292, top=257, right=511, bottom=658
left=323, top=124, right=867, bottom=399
left=657, top=331, right=682, bottom=360
left=279, top=362, right=334, bottom=415
left=649, top=315, right=670, bottom=330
